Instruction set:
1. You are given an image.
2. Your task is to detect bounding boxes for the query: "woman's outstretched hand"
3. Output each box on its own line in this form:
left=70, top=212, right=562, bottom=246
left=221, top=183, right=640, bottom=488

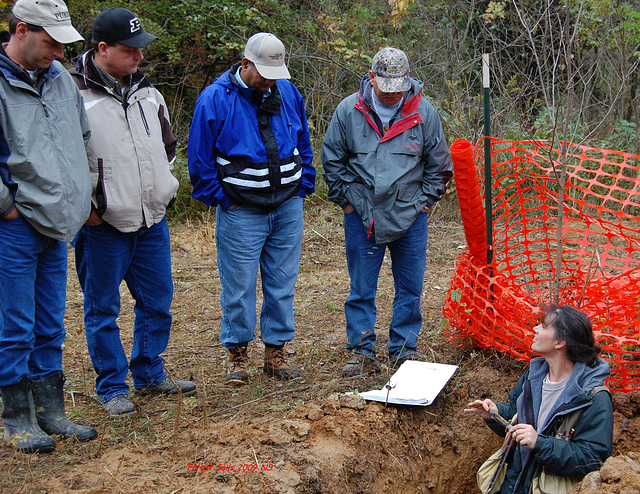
left=464, top=399, right=498, bottom=420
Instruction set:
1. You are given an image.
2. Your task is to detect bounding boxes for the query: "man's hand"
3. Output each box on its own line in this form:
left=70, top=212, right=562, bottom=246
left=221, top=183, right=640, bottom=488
left=3, top=208, right=20, bottom=220
left=511, top=423, right=538, bottom=450
left=227, top=204, right=239, bottom=211
left=343, top=204, right=354, bottom=213
left=85, top=210, right=104, bottom=226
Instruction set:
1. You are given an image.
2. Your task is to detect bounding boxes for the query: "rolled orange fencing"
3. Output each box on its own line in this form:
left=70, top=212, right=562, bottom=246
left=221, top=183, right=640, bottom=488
left=450, top=139, right=487, bottom=264
left=444, top=139, right=640, bottom=392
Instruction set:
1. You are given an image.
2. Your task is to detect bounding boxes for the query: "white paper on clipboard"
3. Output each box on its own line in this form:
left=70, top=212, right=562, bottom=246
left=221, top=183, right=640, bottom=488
left=352, top=361, right=458, bottom=406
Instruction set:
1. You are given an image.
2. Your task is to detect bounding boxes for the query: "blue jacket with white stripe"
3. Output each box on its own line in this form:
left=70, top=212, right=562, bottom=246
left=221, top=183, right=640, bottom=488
left=188, top=63, right=315, bottom=210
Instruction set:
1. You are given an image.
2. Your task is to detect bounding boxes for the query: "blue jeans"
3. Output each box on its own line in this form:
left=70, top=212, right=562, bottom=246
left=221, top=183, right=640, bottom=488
left=344, top=211, right=429, bottom=359
left=0, top=215, right=67, bottom=388
left=74, top=218, right=173, bottom=402
left=216, top=196, right=303, bottom=349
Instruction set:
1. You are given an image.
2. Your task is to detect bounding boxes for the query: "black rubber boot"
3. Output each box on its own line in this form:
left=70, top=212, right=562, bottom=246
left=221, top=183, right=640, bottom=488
left=31, top=372, right=97, bottom=442
left=1, top=377, right=56, bottom=453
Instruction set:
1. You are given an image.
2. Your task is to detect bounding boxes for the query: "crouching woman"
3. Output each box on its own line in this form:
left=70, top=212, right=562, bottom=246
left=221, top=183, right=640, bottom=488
left=464, top=305, right=613, bottom=494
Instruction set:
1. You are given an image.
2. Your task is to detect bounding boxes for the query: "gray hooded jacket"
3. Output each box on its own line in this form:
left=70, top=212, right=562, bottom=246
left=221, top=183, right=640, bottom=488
left=0, top=42, right=91, bottom=242
left=322, top=75, right=452, bottom=243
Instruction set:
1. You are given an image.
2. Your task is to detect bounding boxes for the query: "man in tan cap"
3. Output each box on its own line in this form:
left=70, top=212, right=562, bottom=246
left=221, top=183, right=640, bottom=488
left=188, top=33, right=315, bottom=386
left=0, top=0, right=96, bottom=453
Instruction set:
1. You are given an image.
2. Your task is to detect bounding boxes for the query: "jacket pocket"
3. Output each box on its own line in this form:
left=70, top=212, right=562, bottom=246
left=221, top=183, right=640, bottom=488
left=396, top=183, right=422, bottom=203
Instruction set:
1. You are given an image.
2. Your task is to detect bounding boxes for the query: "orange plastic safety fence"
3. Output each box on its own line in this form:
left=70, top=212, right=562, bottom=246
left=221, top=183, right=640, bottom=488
left=443, top=139, right=640, bottom=392
left=450, top=139, right=487, bottom=264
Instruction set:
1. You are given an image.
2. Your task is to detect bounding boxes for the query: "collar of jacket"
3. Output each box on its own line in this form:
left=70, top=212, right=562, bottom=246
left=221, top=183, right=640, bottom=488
left=226, top=62, right=282, bottom=115
left=354, top=72, right=423, bottom=142
left=520, top=356, right=610, bottom=428
left=0, top=31, right=61, bottom=90
left=71, top=50, right=150, bottom=98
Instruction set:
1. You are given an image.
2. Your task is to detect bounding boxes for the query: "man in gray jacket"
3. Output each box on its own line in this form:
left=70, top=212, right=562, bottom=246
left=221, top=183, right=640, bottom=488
left=71, top=8, right=195, bottom=418
left=0, top=0, right=96, bottom=453
left=322, top=47, right=453, bottom=377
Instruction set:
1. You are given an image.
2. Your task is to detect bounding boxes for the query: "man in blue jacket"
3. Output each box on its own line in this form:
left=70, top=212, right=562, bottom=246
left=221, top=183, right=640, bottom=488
left=0, top=0, right=96, bottom=453
left=188, top=33, right=315, bottom=385
left=322, top=47, right=453, bottom=377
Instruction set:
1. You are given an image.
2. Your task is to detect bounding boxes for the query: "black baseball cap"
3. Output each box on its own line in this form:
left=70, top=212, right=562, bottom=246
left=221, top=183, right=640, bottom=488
left=92, top=7, right=156, bottom=48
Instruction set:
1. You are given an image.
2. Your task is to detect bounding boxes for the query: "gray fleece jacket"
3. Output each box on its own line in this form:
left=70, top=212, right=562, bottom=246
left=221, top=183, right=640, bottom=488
left=0, top=38, right=91, bottom=241
left=322, top=74, right=452, bottom=243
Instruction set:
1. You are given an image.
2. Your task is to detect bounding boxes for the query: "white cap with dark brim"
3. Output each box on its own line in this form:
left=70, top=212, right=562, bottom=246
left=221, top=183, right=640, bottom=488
left=244, top=32, right=291, bottom=80
left=13, top=0, right=83, bottom=44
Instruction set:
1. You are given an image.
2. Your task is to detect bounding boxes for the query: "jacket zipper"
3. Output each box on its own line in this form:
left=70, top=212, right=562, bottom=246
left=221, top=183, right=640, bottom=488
left=138, top=101, right=150, bottom=136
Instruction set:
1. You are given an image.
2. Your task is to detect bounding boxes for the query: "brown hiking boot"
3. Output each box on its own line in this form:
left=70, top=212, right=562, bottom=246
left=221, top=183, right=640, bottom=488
left=264, top=345, right=300, bottom=380
left=226, top=345, right=249, bottom=385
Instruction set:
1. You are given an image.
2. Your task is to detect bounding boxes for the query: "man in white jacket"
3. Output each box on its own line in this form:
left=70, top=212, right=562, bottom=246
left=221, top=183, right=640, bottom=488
left=71, top=7, right=195, bottom=418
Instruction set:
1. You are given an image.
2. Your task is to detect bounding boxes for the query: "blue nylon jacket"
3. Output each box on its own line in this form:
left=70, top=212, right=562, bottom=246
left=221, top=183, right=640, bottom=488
left=188, top=63, right=315, bottom=210
left=486, top=357, right=613, bottom=494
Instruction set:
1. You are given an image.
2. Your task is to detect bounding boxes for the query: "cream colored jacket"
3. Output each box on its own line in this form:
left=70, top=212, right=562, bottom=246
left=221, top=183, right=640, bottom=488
left=71, top=51, right=178, bottom=233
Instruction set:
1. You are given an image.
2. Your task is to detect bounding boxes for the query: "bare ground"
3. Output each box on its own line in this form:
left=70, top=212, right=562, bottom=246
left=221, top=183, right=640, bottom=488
left=1, top=196, right=639, bottom=493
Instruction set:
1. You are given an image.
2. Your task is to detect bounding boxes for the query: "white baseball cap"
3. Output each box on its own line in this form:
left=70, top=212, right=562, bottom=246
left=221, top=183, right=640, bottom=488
left=244, top=32, right=291, bottom=80
left=13, top=0, right=83, bottom=44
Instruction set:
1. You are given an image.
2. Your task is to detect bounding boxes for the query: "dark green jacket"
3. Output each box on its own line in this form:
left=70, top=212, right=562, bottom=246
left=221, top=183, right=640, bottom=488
left=485, top=357, right=613, bottom=494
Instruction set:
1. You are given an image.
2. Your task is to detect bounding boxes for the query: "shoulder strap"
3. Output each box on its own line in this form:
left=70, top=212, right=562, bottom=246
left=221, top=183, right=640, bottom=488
left=554, top=385, right=609, bottom=440
left=590, top=385, right=610, bottom=398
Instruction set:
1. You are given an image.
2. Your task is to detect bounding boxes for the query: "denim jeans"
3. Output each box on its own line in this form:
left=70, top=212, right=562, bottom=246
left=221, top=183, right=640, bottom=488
left=216, top=196, right=303, bottom=349
left=0, top=215, right=67, bottom=388
left=74, top=217, right=172, bottom=402
left=344, top=211, right=429, bottom=359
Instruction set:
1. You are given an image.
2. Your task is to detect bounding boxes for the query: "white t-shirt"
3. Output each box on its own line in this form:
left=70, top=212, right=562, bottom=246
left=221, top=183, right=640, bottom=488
left=537, top=373, right=570, bottom=431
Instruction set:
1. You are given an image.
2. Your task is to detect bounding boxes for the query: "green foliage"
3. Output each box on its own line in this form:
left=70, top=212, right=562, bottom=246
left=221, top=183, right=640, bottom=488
left=1, top=0, right=638, bottom=221
left=166, top=150, right=208, bottom=223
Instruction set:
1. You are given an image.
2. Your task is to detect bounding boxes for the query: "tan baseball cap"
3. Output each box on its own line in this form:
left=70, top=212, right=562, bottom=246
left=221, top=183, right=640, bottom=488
left=244, top=32, right=291, bottom=80
left=13, top=0, right=83, bottom=44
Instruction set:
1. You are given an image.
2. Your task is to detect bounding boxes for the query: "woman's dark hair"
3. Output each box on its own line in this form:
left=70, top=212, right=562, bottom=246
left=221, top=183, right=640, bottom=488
left=9, top=14, right=44, bottom=35
left=544, top=304, right=601, bottom=366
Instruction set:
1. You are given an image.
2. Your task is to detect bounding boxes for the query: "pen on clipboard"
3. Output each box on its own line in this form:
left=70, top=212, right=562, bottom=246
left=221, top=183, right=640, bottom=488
left=384, top=382, right=396, bottom=407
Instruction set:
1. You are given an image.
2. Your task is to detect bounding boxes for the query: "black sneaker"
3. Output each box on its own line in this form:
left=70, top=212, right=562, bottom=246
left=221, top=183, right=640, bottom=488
left=390, top=352, right=423, bottom=369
